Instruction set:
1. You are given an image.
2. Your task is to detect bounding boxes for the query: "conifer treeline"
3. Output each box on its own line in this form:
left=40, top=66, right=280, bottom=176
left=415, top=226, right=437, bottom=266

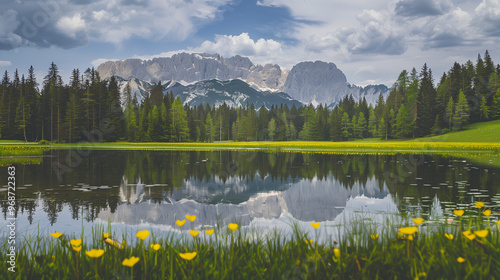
left=1, top=51, right=500, bottom=143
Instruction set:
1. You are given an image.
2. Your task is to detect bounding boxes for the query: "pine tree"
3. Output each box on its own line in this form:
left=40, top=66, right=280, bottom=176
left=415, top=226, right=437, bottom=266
left=480, top=96, right=489, bottom=121
left=395, top=104, right=412, bottom=138
left=491, top=88, right=500, bottom=119
left=356, top=112, right=367, bottom=138
left=368, top=108, right=377, bottom=138
left=105, top=76, right=125, bottom=141
left=170, top=97, right=189, bottom=142
left=63, top=76, right=84, bottom=143
left=445, top=97, right=454, bottom=130
left=379, top=117, right=387, bottom=140
left=268, top=118, right=276, bottom=141
left=416, top=63, right=436, bottom=137
left=453, top=90, right=469, bottom=130
left=389, top=109, right=396, bottom=138
left=15, top=76, right=31, bottom=142
left=205, top=112, right=215, bottom=142
left=351, top=115, right=358, bottom=139
left=341, top=112, right=351, bottom=140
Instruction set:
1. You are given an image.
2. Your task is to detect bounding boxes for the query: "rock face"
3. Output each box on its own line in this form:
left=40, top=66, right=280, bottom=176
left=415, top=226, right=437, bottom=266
left=167, top=79, right=302, bottom=109
left=282, top=61, right=389, bottom=105
left=99, top=53, right=390, bottom=108
left=98, top=53, right=288, bottom=91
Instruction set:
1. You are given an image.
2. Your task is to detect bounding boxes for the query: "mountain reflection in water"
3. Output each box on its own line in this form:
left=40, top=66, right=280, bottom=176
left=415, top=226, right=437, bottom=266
left=1, top=150, right=499, bottom=239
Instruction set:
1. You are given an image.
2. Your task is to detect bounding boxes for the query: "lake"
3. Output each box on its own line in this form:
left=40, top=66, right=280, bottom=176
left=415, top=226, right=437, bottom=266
left=1, top=149, right=499, bottom=242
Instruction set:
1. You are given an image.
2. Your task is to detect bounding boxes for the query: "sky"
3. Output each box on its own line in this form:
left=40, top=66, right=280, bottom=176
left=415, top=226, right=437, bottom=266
left=1, top=0, right=500, bottom=87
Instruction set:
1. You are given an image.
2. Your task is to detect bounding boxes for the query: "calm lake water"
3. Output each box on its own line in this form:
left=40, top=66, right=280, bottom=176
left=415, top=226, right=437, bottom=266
left=1, top=150, right=499, bottom=242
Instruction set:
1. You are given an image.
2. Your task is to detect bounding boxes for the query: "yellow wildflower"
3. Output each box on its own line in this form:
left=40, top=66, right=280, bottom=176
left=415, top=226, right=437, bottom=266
left=412, top=218, right=424, bottom=225
left=453, top=209, right=464, bottom=217
left=122, top=256, right=140, bottom=267
left=399, top=226, right=418, bottom=235
left=228, top=223, right=238, bottom=231
left=185, top=215, right=196, bottom=222
left=70, top=239, right=82, bottom=247
left=463, top=231, right=476, bottom=241
left=444, top=233, right=453, bottom=240
left=176, top=220, right=186, bottom=227
left=474, top=202, right=484, bottom=209
left=85, top=249, right=105, bottom=258
left=310, top=222, right=321, bottom=229
left=457, top=257, right=465, bottom=263
left=483, top=210, right=491, bottom=217
left=189, top=230, right=199, bottom=237
left=150, top=244, right=161, bottom=251
left=205, top=229, right=214, bottom=235
left=179, top=252, right=197, bottom=261
left=370, top=234, right=379, bottom=240
left=333, top=248, right=340, bottom=258
left=50, top=232, right=63, bottom=239
left=475, top=230, right=488, bottom=238
left=136, top=230, right=150, bottom=240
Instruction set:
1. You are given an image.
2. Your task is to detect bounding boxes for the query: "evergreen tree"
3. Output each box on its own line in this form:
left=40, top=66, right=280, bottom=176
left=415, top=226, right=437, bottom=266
left=105, top=76, right=125, bottom=141
left=150, top=81, right=163, bottom=107
left=416, top=63, right=436, bottom=137
left=170, top=97, right=189, bottom=141
left=351, top=115, right=358, bottom=139
left=341, top=112, right=351, bottom=140
left=445, top=97, right=454, bottom=130
left=368, top=107, right=377, bottom=137
left=379, top=117, right=387, bottom=140
left=356, top=112, right=367, bottom=138
left=268, top=118, right=276, bottom=141
left=205, top=112, right=215, bottom=142
left=15, top=76, right=31, bottom=142
left=453, top=90, right=469, bottom=130
left=395, top=104, right=412, bottom=138
left=328, top=108, right=342, bottom=141
left=480, top=96, right=489, bottom=121
left=491, top=88, right=500, bottom=119
left=389, top=109, right=396, bottom=138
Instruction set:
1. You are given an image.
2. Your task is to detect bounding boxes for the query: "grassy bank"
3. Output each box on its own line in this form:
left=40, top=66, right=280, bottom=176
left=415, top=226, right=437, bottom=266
left=2, top=204, right=500, bottom=279
left=0, top=120, right=499, bottom=156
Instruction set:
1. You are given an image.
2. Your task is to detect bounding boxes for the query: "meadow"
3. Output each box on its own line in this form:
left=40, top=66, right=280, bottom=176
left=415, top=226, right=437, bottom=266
left=1, top=203, right=500, bottom=279
left=1, top=119, right=499, bottom=158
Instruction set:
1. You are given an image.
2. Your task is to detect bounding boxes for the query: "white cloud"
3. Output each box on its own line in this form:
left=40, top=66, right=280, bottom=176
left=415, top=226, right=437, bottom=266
left=57, top=14, right=86, bottom=39
left=83, top=0, right=237, bottom=44
left=0, top=9, right=23, bottom=49
left=334, top=9, right=406, bottom=55
left=0, top=61, right=12, bottom=67
left=198, top=33, right=282, bottom=59
left=475, top=0, right=500, bottom=36
left=127, top=33, right=283, bottom=67
left=394, top=0, right=453, bottom=17
left=1, top=0, right=238, bottom=48
left=415, top=7, right=474, bottom=48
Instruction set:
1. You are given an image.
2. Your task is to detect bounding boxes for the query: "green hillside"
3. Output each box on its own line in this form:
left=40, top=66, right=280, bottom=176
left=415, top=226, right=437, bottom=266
left=413, top=120, right=500, bottom=142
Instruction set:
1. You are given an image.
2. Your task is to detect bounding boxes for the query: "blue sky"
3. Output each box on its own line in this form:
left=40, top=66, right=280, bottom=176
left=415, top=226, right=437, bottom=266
left=1, top=0, right=500, bottom=87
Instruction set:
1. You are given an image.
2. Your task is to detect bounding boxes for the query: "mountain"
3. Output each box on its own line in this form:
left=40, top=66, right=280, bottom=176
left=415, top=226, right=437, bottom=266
left=115, top=77, right=302, bottom=109
left=98, top=53, right=288, bottom=92
left=167, top=79, right=302, bottom=109
left=282, top=61, right=389, bottom=105
left=99, top=53, right=390, bottom=108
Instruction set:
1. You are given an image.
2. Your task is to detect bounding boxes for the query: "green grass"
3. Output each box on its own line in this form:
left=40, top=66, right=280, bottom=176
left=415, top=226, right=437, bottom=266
left=2, top=206, right=500, bottom=279
left=0, top=146, right=46, bottom=157
left=414, top=119, right=500, bottom=142
left=1, top=120, right=499, bottom=157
